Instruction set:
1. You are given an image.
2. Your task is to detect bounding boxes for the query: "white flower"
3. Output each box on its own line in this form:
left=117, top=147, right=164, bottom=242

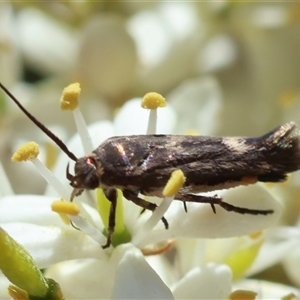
left=0, top=85, right=283, bottom=298
left=0, top=3, right=21, bottom=86
left=234, top=279, right=300, bottom=299
left=172, top=263, right=232, bottom=299
left=16, top=7, right=77, bottom=75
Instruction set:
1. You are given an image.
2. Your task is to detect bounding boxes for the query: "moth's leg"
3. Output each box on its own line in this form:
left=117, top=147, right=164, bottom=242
left=123, top=189, right=169, bottom=229
left=176, top=193, right=274, bottom=215
left=102, top=187, right=118, bottom=249
left=176, top=194, right=217, bottom=214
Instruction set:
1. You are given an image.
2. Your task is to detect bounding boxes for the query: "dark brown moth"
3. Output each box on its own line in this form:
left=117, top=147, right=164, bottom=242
left=1, top=82, right=300, bottom=248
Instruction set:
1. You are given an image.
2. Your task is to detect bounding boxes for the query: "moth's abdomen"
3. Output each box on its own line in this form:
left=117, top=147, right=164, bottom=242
left=253, top=122, right=300, bottom=181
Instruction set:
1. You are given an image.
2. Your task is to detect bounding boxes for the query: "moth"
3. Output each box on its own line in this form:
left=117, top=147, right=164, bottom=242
left=1, top=82, right=300, bottom=248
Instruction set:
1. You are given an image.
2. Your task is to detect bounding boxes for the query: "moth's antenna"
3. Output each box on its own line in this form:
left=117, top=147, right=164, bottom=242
left=0, top=82, right=78, bottom=162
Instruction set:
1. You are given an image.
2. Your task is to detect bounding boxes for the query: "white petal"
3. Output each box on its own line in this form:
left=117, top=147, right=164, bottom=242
left=5, top=154, right=47, bottom=195
left=0, top=162, right=13, bottom=197
left=1, top=222, right=105, bottom=268
left=128, top=2, right=200, bottom=67
left=234, top=279, right=300, bottom=299
left=251, top=5, right=288, bottom=28
left=145, top=255, right=178, bottom=288
left=133, top=196, right=173, bottom=246
left=45, top=259, right=115, bottom=299
left=167, top=76, right=222, bottom=135
left=197, top=35, right=238, bottom=73
left=82, top=120, right=115, bottom=152
left=145, top=185, right=282, bottom=245
left=283, top=246, right=300, bottom=286
left=139, top=32, right=204, bottom=93
left=127, top=9, right=172, bottom=66
left=114, top=98, right=176, bottom=135
left=111, top=244, right=174, bottom=299
left=0, top=272, right=10, bottom=299
left=0, top=195, right=63, bottom=226
left=0, top=3, right=21, bottom=85
left=158, top=3, right=199, bottom=41
left=172, top=185, right=281, bottom=238
left=78, top=15, right=137, bottom=100
left=172, top=263, right=232, bottom=299
left=171, top=239, right=206, bottom=276
left=247, top=234, right=298, bottom=276
left=17, top=8, right=77, bottom=75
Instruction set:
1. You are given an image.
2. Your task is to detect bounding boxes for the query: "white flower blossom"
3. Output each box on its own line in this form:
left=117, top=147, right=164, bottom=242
left=1, top=2, right=300, bottom=297
left=0, top=85, right=283, bottom=298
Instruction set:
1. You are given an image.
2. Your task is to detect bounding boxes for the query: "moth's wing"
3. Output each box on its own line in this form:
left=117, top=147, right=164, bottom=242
left=105, top=135, right=230, bottom=190
left=98, top=135, right=223, bottom=189
left=98, top=124, right=300, bottom=193
left=126, top=135, right=224, bottom=175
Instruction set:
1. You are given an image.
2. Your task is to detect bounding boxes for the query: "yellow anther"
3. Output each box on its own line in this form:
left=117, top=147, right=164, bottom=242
left=141, top=92, right=167, bottom=109
left=60, top=82, right=81, bottom=111
left=51, top=200, right=80, bottom=216
left=163, top=169, right=185, bottom=197
left=185, top=129, right=199, bottom=136
left=249, top=231, right=263, bottom=240
left=11, top=142, right=39, bottom=162
left=229, top=290, right=257, bottom=300
left=278, top=90, right=297, bottom=109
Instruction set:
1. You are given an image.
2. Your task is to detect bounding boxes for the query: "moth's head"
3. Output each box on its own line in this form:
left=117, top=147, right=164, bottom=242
left=67, top=154, right=102, bottom=190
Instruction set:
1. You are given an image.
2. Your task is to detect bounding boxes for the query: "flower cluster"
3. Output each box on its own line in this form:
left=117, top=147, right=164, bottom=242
left=1, top=2, right=300, bottom=299
left=1, top=83, right=295, bottom=299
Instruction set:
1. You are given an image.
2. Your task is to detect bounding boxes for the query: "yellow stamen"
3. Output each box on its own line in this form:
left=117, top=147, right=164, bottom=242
left=51, top=200, right=80, bottom=216
left=163, top=169, right=185, bottom=197
left=60, top=83, right=81, bottom=111
left=141, top=92, right=166, bottom=109
left=229, top=290, right=257, bottom=300
left=11, top=142, right=39, bottom=162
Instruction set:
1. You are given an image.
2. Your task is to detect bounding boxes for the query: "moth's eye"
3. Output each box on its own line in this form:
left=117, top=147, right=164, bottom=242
left=71, top=156, right=100, bottom=190
left=70, top=170, right=99, bottom=189
left=69, top=175, right=83, bottom=188
left=84, top=173, right=99, bottom=189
